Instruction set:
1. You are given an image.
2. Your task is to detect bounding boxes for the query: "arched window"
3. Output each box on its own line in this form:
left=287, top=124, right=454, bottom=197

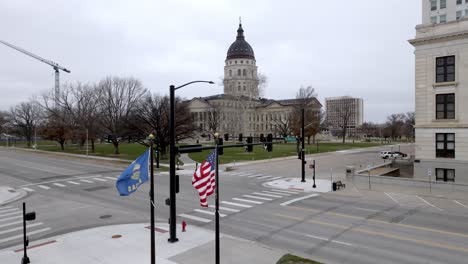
left=238, top=69, right=241, bottom=76
left=243, top=69, right=247, bottom=76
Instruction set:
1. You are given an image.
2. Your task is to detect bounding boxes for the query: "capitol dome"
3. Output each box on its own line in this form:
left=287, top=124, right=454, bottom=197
left=226, top=23, right=255, bottom=60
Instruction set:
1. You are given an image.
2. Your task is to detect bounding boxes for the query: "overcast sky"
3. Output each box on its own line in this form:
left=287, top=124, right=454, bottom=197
left=0, top=0, right=421, bottom=122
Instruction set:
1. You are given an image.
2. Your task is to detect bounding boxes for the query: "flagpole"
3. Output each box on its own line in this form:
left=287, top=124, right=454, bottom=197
left=148, top=134, right=156, bottom=264
left=215, top=135, right=220, bottom=264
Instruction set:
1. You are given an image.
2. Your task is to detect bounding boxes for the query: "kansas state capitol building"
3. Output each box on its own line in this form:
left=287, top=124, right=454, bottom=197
left=188, top=22, right=321, bottom=138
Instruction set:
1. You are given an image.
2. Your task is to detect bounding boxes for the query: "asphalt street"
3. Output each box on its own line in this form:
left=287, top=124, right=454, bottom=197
left=1, top=145, right=468, bottom=263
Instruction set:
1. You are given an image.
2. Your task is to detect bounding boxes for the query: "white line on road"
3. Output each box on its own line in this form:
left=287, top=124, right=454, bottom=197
left=67, top=181, right=80, bottom=185
left=0, top=211, right=21, bottom=218
left=232, top=198, right=263, bottom=204
left=247, top=174, right=264, bottom=178
left=237, top=173, right=254, bottom=177
left=229, top=172, right=243, bottom=176
left=280, top=194, right=319, bottom=206
left=38, top=185, right=51, bottom=190
left=256, top=176, right=273, bottom=180
left=93, top=178, right=107, bottom=182
left=454, top=200, right=468, bottom=209
left=262, top=191, right=290, bottom=196
left=270, top=189, right=299, bottom=195
left=268, top=177, right=283, bottom=181
left=105, top=177, right=117, bottom=180
left=0, top=215, right=22, bottom=223
left=81, top=179, right=93, bottom=183
left=22, top=187, right=34, bottom=192
left=243, top=195, right=273, bottom=201
left=208, top=205, right=240, bottom=212
left=221, top=201, right=252, bottom=208
left=417, top=196, right=443, bottom=211
left=384, top=192, right=399, bottom=204
left=253, top=192, right=283, bottom=198
left=0, top=222, right=43, bottom=235
left=0, top=206, right=13, bottom=210
left=53, top=183, right=66, bottom=187
left=0, top=228, right=51, bottom=244
left=0, top=220, right=22, bottom=228
left=352, top=207, right=380, bottom=212
left=179, top=214, right=211, bottom=223
left=194, top=209, right=226, bottom=217
left=306, top=234, right=353, bottom=246
left=0, top=208, right=18, bottom=214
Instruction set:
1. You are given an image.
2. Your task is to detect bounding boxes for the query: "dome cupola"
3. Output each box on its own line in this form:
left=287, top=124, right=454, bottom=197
left=226, top=23, right=255, bottom=60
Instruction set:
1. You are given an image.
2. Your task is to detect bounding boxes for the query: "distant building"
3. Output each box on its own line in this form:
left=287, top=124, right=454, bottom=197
left=423, top=0, right=468, bottom=24
left=187, top=23, right=321, bottom=139
left=325, top=96, right=363, bottom=136
left=409, top=0, right=468, bottom=183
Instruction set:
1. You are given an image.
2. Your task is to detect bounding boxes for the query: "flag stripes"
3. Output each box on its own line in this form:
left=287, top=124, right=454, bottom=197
left=192, top=150, right=217, bottom=207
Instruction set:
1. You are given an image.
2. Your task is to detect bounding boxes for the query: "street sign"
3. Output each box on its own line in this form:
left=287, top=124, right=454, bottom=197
left=309, top=164, right=314, bottom=169
left=285, top=136, right=296, bottom=142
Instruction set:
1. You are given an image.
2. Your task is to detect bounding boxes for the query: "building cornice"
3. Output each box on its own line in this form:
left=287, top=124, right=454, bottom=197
left=415, top=124, right=468, bottom=129
left=409, top=30, right=468, bottom=46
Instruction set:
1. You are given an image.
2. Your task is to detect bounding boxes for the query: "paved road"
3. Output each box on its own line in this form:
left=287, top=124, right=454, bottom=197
left=1, top=146, right=468, bottom=263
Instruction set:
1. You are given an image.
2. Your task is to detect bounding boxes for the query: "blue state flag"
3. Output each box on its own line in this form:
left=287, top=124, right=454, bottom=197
left=116, top=149, right=150, bottom=196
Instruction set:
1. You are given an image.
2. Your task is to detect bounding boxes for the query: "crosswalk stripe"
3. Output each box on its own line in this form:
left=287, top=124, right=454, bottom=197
left=247, top=174, right=264, bottom=178
left=0, top=206, right=13, bottom=210
left=232, top=198, right=263, bottom=204
left=0, top=215, right=22, bottom=223
left=0, top=227, right=51, bottom=244
left=268, top=177, right=283, bottom=181
left=0, top=211, right=21, bottom=218
left=53, top=183, right=66, bottom=187
left=93, top=178, right=106, bottom=182
left=270, top=189, right=299, bottom=194
left=179, top=214, right=211, bottom=223
left=237, top=173, right=254, bottom=177
left=38, top=185, right=51, bottom=190
left=81, top=179, right=93, bottom=183
left=22, top=187, right=34, bottom=192
left=194, top=209, right=226, bottom=217
left=262, top=190, right=290, bottom=196
left=105, top=177, right=117, bottom=180
left=230, top=172, right=243, bottom=176
left=208, top=205, right=240, bottom=213
left=0, top=208, right=18, bottom=214
left=243, top=195, right=273, bottom=201
left=0, top=222, right=43, bottom=235
left=256, top=176, right=273, bottom=180
left=67, top=181, right=80, bottom=185
left=0, top=220, right=22, bottom=228
left=254, top=192, right=283, bottom=198
left=221, top=201, right=252, bottom=208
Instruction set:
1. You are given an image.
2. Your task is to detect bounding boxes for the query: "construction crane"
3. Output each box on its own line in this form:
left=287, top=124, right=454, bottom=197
left=0, top=39, right=71, bottom=101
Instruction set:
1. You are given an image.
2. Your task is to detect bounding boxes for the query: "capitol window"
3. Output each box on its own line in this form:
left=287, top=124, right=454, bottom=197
left=243, top=69, right=247, bottom=76
left=229, top=70, right=232, bottom=76
left=238, top=69, right=241, bottom=76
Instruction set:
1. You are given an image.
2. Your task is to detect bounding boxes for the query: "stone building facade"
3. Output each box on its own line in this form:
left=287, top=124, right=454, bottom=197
left=187, top=23, right=321, bottom=139
left=410, top=0, right=468, bottom=183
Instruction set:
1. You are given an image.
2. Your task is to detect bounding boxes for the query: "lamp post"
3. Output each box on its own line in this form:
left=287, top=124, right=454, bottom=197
left=169, top=80, right=214, bottom=243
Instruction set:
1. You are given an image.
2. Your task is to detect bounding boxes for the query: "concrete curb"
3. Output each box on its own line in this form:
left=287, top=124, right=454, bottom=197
left=0, top=187, right=28, bottom=206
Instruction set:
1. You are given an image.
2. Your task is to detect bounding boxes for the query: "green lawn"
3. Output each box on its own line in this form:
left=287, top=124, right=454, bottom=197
left=276, top=254, right=322, bottom=264
left=188, top=141, right=382, bottom=164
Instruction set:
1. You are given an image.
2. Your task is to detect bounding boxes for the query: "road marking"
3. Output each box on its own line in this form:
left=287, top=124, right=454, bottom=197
left=53, top=183, right=66, bottom=187
left=270, top=189, right=299, bottom=195
left=268, top=177, right=283, bottom=181
left=256, top=176, right=273, bottom=180
left=0, top=222, right=43, bottom=235
left=221, top=201, right=252, bottom=208
left=93, top=178, right=106, bottom=182
left=280, top=194, right=319, bottom=206
left=0, top=211, right=22, bottom=218
left=22, top=187, right=34, bottom=192
left=38, top=185, right=51, bottom=190
left=209, top=205, right=240, bottom=213
left=81, top=179, right=93, bottom=183
left=352, top=207, right=380, bottom=212
left=229, top=172, right=243, bottom=176
left=0, top=215, right=22, bottom=223
left=0, top=206, right=13, bottom=210
left=247, top=174, right=264, bottom=178
left=105, top=177, right=117, bottom=180
left=242, top=195, right=273, bottom=201
left=67, top=181, right=80, bottom=185
left=454, top=200, right=468, bottom=209
left=0, top=228, right=51, bottom=244
left=306, top=234, right=353, bottom=246
left=179, top=214, right=211, bottom=223
left=253, top=192, right=283, bottom=198
left=417, top=196, right=443, bottom=211
left=232, top=198, right=263, bottom=204
left=0, top=208, right=18, bottom=214
left=384, top=192, right=399, bottom=204
left=262, top=191, right=290, bottom=196
left=237, top=173, right=254, bottom=177
left=0, top=220, right=22, bottom=228
left=194, top=209, right=226, bottom=217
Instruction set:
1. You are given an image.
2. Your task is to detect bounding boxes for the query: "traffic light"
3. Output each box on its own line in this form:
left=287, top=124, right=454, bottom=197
left=238, top=133, right=243, bottom=142
left=246, top=136, right=253, bottom=152
left=217, top=138, right=224, bottom=155
left=224, top=133, right=229, bottom=141
left=266, top=134, right=273, bottom=152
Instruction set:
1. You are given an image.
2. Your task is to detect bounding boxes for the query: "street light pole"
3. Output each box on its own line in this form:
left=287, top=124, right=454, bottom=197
left=168, top=80, right=214, bottom=243
left=301, top=108, right=306, bottom=182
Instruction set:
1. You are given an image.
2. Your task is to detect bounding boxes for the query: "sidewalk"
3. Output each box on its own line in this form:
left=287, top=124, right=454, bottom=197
left=0, top=186, right=26, bottom=206
left=0, top=223, right=285, bottom=264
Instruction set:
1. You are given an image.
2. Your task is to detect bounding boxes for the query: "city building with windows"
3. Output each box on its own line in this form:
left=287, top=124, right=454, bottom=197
left=409, top=0, right=468, bottom=183
left=324, top=96, right=363, bottom=137
left=187, top=23, right=321, bottom=139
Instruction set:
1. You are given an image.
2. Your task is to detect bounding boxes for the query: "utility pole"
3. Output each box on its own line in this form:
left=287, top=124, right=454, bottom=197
left=301, top=108, right=306, bottom=182
left=168, top=85, right=178, bottom=243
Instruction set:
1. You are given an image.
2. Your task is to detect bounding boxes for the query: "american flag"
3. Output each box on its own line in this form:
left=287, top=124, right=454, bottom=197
left=192, top=150, right=216, bottom=207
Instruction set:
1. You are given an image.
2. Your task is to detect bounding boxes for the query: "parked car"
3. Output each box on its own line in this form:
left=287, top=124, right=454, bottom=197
left=380, top=151, right=403, bottom=159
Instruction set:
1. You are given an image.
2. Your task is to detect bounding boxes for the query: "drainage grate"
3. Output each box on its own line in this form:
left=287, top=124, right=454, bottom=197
left=83, top=186, right=110, bottom=192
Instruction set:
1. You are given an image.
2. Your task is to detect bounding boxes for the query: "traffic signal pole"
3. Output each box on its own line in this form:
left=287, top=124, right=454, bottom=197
left=301, top=108, right=306, bottom=182
left=168, top=85, right=178, bottom=243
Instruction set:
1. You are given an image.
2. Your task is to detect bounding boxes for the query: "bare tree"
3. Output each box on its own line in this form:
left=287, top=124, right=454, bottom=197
left=9, top=99, right=42, bottom=147
left=291, top=86, right=321, bottom=144
left=403, top=112, right=415, bottom=141
left=385, top=113, right=405, bottom=141
left=273, top=113, right=293, bottom=137
left=327, top=98, right=354, bottom=144
left=0, top=111, right=8, bottom=134
left=257, top=72, right=267, bottom=98
left=205, top=106, right=222, bottom=136
left=97, top=76, right=148, bottom=154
